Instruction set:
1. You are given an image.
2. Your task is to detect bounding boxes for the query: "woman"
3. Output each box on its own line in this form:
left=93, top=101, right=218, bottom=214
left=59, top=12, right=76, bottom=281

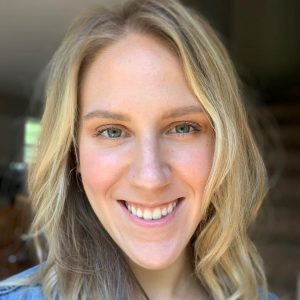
left=0, top=0, right=279, bottom=299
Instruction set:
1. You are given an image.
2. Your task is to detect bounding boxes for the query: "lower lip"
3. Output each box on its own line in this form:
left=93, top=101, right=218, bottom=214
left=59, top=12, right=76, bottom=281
left=118, top=198, right=184, bottom=228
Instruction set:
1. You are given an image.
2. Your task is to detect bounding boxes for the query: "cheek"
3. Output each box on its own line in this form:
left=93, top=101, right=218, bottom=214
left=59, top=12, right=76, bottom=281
left=79, top=144, right=126, bottom=197
left=170, top=142, right=214, bottom=188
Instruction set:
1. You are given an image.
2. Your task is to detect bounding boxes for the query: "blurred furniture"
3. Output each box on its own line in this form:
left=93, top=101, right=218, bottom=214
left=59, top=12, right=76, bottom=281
left=0, top=195, right=36, bottom=280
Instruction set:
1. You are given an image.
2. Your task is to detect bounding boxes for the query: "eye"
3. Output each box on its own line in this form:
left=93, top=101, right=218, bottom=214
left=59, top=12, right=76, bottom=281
left=95, top=126, right=127, bottom=139
left=168, top=122, right=201, bottom=135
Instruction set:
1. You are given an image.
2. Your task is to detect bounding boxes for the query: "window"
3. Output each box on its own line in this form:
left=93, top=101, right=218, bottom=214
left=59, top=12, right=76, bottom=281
left=24, top=119, right=41, bottom=163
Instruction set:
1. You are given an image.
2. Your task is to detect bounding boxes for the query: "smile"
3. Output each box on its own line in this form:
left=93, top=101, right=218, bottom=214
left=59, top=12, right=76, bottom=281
left=124, top=199, right=180, bottom=221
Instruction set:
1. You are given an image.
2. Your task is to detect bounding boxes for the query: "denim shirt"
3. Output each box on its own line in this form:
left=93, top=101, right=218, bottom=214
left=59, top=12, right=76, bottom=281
left=0, top=265, right=280, bottom=300
left=0, top=266, right=44, bottom=300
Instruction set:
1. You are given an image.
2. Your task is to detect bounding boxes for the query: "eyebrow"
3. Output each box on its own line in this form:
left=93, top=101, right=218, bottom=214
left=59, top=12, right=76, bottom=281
left=82, top=105, right=204, bottom=121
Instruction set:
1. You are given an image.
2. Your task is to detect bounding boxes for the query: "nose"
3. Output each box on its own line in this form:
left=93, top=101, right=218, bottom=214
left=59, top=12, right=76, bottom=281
left=127, top=137, right=171, bottom=190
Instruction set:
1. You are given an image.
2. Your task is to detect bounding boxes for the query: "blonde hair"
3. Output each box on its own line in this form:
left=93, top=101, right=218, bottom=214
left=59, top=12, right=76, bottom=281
left=27, top=0, right=268, bottom=299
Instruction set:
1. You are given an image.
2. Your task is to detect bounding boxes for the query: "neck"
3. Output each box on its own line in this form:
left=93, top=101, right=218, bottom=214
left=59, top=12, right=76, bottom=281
left=128, top=246, right=208, bottom=300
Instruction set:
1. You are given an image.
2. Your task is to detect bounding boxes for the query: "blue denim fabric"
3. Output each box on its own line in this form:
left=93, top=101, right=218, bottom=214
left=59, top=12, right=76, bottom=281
left=266, top=292, right=281, bottom=300
left=0, top=265, right=280, bottom=299
left=0, top=265, right=44, bottom=299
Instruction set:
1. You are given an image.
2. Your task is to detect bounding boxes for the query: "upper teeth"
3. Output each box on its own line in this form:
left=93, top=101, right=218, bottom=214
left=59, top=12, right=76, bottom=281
left=125, top=200, right=177, bottom=220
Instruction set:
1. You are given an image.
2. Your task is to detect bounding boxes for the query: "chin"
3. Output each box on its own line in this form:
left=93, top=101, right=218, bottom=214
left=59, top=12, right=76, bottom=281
left=125, top=242, right=185, bottom=271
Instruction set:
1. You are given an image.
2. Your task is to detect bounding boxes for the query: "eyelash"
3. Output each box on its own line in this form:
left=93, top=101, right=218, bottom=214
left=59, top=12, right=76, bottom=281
left=94, top=122, right=202, bottom=139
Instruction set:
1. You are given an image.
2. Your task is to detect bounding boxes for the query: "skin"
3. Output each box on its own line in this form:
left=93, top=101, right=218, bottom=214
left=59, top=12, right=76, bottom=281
left=78, top=33, right=213, bottom=300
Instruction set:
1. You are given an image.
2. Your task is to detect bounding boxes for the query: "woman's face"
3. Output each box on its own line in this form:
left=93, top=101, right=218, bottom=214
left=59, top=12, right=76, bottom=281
left=78, top=33, right=214, bottom=270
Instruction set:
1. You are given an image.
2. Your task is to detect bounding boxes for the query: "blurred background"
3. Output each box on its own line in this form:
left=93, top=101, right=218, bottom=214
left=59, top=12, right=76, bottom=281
left=0, top=0, right=299, bottom=299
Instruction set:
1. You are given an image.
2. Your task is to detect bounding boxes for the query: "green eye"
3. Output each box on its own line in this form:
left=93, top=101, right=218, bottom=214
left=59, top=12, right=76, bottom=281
left=108, top=128, right=122, bottom=138
left=169, top=122, right=201, bottom=135
left=175, top=123, right=192, bottom=134
left=100, top=127, right=123, bottom=138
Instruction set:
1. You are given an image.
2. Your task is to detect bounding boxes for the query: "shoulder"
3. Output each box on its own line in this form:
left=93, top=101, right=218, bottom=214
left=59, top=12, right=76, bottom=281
left=0, top=265, right=44, bottom=300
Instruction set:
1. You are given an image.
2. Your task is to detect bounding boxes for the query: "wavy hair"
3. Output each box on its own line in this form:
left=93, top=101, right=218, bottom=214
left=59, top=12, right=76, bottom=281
left=27, top=0, right=268, bottom=299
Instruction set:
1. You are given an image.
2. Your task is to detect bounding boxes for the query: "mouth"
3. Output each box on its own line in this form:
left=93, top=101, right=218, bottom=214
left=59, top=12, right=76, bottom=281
left=119, top=197, right=184, bottom=221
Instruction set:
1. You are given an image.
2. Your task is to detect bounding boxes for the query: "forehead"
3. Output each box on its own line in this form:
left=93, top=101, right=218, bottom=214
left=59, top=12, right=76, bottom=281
left=79, top=33, right=202, bottom=116
left=89, top=33, right=179, bottom=75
